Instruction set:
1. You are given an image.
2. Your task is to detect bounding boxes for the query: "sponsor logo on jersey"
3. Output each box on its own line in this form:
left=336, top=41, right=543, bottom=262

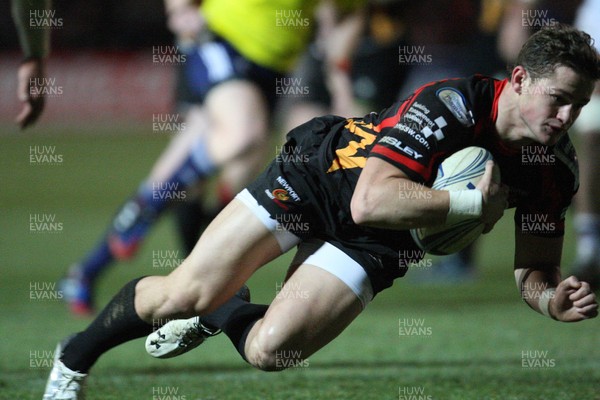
left=394, top=122, right=431, bottom=150
left=436, top=87, right=475, bottom=127
left=420, top=116, right=448, bottom=141
left=378, top=136, right=423, bottom=159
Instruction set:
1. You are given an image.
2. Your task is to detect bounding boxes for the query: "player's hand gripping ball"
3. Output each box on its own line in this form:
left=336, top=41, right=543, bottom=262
left=410, top=147, right=501, bottom=255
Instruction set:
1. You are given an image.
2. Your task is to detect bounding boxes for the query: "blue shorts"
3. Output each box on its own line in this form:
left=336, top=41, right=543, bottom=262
left=176, top=34, right=285, bottom=111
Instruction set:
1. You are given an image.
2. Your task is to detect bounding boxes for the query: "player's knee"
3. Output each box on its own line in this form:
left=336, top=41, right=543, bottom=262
left=246, top=325, right=302, bottom=372
left=250, top=344, right=310, bottom=372
left=247, top=344, right=282, bottom=372
left=160, top=292, right=198, bottom=317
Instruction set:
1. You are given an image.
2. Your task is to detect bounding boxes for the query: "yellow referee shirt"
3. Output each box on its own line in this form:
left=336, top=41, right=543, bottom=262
left=201, top=0, right=364, bottom=73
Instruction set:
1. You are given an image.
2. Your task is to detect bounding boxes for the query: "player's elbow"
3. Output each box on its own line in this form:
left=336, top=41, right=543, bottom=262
left=350, top=189, right=379, bottom=226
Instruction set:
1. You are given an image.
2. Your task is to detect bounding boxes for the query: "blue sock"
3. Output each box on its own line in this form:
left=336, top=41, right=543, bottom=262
left=79, top=241, right=114, bottom=283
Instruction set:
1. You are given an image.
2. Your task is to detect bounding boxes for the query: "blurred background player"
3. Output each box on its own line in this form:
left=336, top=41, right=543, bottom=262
left=11, top=0, right=51, bottom=129
left=172, top=0, right=367, bottom=254
left=277, top=0, right=408, bottom=134
left=60, top=0, right=368, bottom=315
left=572, top=0, right=600, bottom=290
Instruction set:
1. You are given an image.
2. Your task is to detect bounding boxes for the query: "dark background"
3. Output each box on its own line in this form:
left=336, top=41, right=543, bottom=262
left=0, top=0, right=172, bottom=51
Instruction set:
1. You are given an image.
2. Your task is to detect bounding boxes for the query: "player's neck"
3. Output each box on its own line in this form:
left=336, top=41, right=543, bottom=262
left=495, top=81, right=537, bottom=149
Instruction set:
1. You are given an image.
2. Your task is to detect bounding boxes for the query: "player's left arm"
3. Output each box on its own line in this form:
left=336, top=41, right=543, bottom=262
left=351, top=157, right=506, bottom=231
left=320, top=1, right=367, bottom=116
left=514, top=231, right=598, bottom=322
left=11, top=0, right=51, bottom=129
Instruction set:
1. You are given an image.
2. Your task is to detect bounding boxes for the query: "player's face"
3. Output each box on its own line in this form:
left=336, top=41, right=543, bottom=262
left=517, top=65, right=594, bottom=146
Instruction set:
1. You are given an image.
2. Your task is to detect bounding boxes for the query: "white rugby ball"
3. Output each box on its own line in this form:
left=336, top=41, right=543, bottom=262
left=409, top=146, right=500, bottom=255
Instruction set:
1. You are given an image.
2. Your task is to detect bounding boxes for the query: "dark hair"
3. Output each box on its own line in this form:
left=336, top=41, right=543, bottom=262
left=513, top=23, right=600, bottom=81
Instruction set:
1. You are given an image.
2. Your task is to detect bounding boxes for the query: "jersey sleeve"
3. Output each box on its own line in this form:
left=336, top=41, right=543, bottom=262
left=368, top=78, right=483, bottom=184
left=514, top=138, right=579, bottom=238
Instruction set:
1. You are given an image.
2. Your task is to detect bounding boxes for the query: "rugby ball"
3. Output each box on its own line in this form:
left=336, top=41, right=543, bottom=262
left=409, top=146, right=500, bottom=255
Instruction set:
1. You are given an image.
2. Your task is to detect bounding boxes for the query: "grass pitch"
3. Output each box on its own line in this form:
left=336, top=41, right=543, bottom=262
left=1, top=127, right=599, bottom=400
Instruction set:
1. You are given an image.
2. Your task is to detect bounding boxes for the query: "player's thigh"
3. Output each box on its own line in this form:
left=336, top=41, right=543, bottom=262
left=147, top=105, right=208, bottom=183
left=141, top=196, right=292, bottom=317
left=205, top=79, right=269, bottom=164
left=218, top=141, right=270, bottom=193
left=247, top=264, right=364, bottom=369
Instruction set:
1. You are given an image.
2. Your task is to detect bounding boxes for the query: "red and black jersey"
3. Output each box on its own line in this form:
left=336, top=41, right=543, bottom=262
left=247, top=75, right=577, bottom=293
left=322, top=74, right=577, bottom=238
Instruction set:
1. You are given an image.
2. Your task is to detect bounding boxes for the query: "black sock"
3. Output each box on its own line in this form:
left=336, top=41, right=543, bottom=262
left=61, top=277, right=153, bottom=373
left=201, top=298, right=268, bottom=362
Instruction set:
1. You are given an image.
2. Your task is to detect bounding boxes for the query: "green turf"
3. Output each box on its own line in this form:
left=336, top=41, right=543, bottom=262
left=1, top=129, right=598, bottom=400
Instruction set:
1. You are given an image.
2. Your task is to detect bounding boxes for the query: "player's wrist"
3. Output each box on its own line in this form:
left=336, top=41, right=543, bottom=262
left=538, top=288, right=558, bottom=320
left=21, top=55, right=44, bottom=65
left=446, top=190, right=483, bottom=225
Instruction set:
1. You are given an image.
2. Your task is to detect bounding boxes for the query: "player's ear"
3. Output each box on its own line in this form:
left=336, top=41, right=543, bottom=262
left=511, top=66, right=527, bottom=95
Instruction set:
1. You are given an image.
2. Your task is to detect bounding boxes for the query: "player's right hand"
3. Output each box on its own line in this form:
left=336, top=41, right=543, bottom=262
left=476, top=160, right=508, bottom=233
left=16, top=58, right=46, bottom=129
left=551, top=276, right=598, bottom=322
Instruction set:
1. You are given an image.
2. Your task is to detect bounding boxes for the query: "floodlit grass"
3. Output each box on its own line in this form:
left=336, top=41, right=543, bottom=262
left=1, top=130, right=598, bottom=400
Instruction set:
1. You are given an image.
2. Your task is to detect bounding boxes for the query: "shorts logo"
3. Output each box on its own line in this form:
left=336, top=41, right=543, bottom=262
left=265, top=176, right=301, bottom=210
left=436, top=87, right=474, bottom=127
left=272, top=189, right=290, bottom=201
left=265, top=189, right=289, bottom=210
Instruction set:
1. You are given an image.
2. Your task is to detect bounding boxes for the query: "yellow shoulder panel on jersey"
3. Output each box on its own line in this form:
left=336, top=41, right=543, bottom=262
left=327, top=119, right=377, bottom=173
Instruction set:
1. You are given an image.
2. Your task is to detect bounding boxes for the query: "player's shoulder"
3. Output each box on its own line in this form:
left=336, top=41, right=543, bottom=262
left=424, top=74, right=500, bottom=96
left=554, top=134, right=577, bottom=160
left=374, top=75, right=498, bottom=123
left=430, top=74, right=501, bottom=106
left=413, top=75, right=501, bottom=126
left=552, top=134, right=579, bottom=185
